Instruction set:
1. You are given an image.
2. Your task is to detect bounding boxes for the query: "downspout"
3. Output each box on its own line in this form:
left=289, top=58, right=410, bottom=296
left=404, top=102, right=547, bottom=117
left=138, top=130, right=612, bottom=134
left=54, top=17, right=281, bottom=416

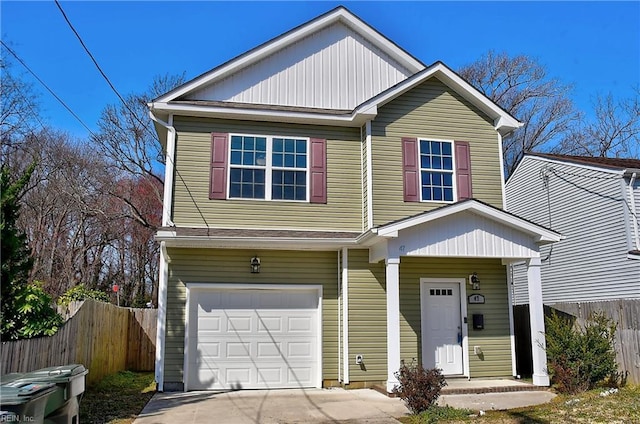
left=148, top=111, right=176, bottom=227
left=498, top=132, right=507, bottom=209
left=629, top=173, right=640, bottom=250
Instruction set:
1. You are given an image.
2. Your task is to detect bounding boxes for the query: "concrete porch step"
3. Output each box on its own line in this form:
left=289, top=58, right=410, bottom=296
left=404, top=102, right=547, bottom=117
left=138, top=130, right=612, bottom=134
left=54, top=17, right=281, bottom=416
left=373, top=379, right=549, bottom=397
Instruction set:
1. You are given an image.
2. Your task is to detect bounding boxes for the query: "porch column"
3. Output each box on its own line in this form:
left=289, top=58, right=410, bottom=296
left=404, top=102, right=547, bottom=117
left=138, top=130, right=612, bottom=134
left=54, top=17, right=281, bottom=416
left=527, top=256, right=549, bottom=386
left=386, top=257, right=401, bottom=393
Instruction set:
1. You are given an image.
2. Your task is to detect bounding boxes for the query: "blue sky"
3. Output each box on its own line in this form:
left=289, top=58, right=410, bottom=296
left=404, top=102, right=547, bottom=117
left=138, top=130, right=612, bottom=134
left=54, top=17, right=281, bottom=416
left=2, top=1, right=639, bottom=139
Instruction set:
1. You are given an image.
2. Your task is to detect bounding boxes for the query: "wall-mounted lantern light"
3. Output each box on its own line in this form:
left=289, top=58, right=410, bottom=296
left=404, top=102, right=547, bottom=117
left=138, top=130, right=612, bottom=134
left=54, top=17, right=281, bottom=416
left=250, top=256, right=261, bottom=273
left=469, top=272, right=480, bottom=290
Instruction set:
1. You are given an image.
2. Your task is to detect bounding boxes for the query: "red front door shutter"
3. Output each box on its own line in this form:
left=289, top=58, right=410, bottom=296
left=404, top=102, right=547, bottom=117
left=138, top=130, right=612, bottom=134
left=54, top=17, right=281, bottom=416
left=209, top=133, right=228, bottom=200
left=402, top=137, right=419, bottom=202
left=309, top=138, right=327, bottom=204
left=454, top=141, right=473, bottom=200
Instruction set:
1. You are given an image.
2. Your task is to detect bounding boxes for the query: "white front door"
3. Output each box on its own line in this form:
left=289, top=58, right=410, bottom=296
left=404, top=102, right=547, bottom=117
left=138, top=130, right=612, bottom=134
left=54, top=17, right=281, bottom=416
left=421, top=281, right=464, bottom=375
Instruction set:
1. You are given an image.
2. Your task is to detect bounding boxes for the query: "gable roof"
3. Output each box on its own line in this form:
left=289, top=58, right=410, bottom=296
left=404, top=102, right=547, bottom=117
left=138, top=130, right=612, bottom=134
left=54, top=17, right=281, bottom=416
left=154, top=6, right=425, bottom=104
left=149, top=6, right=521, bottom=135
left=526, top=153, right=640, bottom=173
left=370, top=199, right=561, bottom=243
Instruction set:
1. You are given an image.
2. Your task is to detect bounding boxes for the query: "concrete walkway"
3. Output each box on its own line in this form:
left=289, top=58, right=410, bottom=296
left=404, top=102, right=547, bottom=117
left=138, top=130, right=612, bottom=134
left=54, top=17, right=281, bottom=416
left=133, top=380, right=556, bottom=424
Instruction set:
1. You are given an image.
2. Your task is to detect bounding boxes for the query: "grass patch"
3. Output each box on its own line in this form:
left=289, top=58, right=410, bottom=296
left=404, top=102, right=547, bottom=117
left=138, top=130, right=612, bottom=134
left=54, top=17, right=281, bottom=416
left=80, top=371, right=155, bottom=424
left=398, top=385, right=640, bottom=423
left=402, top=405, right=475, bottom=423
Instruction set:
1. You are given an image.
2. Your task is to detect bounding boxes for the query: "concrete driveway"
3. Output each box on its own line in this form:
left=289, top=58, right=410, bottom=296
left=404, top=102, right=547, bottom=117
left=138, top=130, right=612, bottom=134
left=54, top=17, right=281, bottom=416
left=133, top=388, right=410, bottom=424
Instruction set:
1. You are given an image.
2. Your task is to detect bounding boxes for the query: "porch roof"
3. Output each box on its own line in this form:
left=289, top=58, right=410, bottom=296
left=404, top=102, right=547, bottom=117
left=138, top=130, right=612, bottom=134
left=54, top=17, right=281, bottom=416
left=362, top=199, right=562, bottom=262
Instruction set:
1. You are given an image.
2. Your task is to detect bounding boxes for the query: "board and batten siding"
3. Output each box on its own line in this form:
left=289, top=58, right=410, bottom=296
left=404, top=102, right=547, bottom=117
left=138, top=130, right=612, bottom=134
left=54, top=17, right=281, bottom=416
left=163, top=248, right=339, bottom=386
left=171, top=117, right=362, bottom=231
left=399, top=257, right=512, bottom=378
left=370, top=77, right=503, bottom=226
left=506, top=157, right=640, bottom=305
left=184, top=22, right=413, bottom=110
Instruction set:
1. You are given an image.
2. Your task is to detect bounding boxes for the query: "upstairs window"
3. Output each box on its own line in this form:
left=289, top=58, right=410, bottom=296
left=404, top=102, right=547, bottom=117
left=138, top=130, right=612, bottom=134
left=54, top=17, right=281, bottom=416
left=402, top=137, right=472, bottom=203
left=419, top=139, right=454, bottom=202
left=228, top=134, right=308, bottom=201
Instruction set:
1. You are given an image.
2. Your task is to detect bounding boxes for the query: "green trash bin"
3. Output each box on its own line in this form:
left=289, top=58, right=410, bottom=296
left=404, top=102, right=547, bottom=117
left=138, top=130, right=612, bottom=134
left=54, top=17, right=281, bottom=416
left=0, top=376, right=58, bottom=424
left=24, top=365, right=89, bottom=424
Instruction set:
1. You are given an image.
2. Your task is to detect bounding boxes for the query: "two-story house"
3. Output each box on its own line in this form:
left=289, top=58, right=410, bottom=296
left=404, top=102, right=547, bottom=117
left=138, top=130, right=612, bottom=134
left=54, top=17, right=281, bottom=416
left=148, top=6, right=561, bottom=393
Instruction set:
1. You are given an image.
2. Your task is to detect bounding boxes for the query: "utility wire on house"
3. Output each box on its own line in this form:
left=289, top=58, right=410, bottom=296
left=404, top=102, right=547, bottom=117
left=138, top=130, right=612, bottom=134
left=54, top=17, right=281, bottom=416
left=1, top=40, right=96, bottom=137
left=54, top=1, right=212, bottom=230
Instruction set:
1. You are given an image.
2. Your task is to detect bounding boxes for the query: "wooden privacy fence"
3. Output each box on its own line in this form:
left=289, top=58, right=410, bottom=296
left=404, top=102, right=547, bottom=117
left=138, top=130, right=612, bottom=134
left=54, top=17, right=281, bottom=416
left=0, top=299, right=157, bottom=385
left=514, top=299, right=640, bottom=385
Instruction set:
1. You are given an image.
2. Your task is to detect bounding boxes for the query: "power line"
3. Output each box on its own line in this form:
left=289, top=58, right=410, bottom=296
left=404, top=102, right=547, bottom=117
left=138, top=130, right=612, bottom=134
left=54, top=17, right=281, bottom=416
left=54, top=1, right=211, bottom=229
left=1, top=40, right=96, bottom=137
left=54, top=0, right=158, bottom=142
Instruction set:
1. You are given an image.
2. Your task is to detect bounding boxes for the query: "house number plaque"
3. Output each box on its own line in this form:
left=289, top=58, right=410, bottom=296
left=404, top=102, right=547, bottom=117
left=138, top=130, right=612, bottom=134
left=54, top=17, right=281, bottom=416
left=468, top=294, right=485, bottom=304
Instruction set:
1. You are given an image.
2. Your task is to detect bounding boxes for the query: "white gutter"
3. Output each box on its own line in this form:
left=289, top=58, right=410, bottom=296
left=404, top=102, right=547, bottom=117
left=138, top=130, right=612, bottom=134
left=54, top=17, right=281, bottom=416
left=149, top=111, right=176, bottom=227
left=629, top=172, right=640, bottom=250
left=150, top=102, right=377, bottom=128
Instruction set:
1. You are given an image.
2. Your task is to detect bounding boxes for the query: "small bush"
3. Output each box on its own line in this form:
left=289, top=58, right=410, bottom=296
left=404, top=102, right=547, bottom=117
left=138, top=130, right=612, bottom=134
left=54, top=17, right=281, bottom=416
left=545, top=310, right=618, bottom=394
left=393, top=362, right=447, bottom=414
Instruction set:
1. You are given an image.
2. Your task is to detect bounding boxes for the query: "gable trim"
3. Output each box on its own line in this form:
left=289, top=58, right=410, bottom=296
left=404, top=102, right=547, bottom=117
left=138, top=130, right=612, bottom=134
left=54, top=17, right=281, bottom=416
left=375, top=199, right=561, bottom=243
left=354, top=62, right=522, bottom=135
left=154, top=7, right=425, bottom=104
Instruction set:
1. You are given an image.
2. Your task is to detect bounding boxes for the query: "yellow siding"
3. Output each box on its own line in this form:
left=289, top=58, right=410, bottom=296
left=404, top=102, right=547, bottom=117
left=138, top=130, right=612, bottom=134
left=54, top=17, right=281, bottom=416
left=347, top=249, right=387, bottom=382
left=163, top=248, right=339, bottom=385
left=371, top=77, right=504, bottom=226
left=399, top=257, right=512, bottom=377
left=172, top=117, right=362, bottom=231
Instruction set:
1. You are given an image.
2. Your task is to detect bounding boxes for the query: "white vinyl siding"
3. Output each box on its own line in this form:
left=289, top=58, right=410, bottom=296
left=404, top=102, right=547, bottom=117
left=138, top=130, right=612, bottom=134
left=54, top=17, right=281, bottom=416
left=184, top=22, right=412, bottom=110
left=506, top=157, right=640, bottom=304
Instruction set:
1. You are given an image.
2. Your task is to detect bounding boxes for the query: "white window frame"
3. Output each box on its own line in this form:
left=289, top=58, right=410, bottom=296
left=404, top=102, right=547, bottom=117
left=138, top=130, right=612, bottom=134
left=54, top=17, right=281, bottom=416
left=418, top=138, right=457, bottom=203
left=227, top=133, right=310, bottom=202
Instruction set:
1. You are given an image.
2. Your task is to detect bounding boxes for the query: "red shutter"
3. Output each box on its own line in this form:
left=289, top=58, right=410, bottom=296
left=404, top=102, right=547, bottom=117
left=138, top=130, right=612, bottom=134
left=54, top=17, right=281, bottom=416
left=402, top=137, right=419, bottom=202
left=209, top=133, right=228, bottom=200
left=455, top=141, right=473, bottom=200
left=309, top=138, right=327, bottom=204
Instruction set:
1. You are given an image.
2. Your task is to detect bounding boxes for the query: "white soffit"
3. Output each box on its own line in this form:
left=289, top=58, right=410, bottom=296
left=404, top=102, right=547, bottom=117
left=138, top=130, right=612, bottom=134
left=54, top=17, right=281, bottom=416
left=376, top=200, right=561, bottom=244
left=156, top=7, right=424, bottom=110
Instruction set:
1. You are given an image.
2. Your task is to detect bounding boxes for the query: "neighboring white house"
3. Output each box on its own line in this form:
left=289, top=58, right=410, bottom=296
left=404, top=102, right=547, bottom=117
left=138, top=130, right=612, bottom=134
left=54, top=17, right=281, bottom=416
left=505, top=153, right=640, bottom=305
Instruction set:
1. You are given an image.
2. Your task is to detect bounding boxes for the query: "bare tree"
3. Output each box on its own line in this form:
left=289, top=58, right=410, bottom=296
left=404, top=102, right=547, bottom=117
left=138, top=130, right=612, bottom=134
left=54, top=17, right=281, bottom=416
left=459, top=51, right=578, bottom=175
left=0, top=55, right=43, bottom=157
left=555, top=91, right=640, bottom=158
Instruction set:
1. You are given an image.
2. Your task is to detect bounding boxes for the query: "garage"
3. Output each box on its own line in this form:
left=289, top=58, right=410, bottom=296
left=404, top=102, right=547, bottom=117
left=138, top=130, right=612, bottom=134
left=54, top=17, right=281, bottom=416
left=185, top=284, right=322, bottom=390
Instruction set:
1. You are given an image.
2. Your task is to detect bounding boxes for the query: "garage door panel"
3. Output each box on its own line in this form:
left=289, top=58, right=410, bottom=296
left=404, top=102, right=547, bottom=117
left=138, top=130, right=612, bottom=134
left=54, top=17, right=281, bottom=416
left=188, top=288, right=319, bottom=390
left=257, top=342, right=282, bottom=358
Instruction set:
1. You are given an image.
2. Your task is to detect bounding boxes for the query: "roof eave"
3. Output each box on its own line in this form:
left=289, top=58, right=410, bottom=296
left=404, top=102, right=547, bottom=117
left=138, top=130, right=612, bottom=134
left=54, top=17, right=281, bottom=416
left=149, top=101, right=377, bottom=127
left=354, top=63, right=522, bottom=134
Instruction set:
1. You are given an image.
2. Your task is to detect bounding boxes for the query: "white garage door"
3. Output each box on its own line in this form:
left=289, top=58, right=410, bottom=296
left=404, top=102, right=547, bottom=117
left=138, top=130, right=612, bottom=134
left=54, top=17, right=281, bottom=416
left=187, top=286, right=320, bottom=390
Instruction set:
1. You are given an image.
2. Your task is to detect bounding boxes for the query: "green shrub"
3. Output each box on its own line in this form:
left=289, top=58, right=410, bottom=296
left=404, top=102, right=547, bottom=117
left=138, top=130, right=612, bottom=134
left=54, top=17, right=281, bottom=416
left=545, top=310, right=618, bottom=394
left=12, top=281, right=63, bottom=339
left=58, top=284, right=110, bottom=307
left=393, top=362, right=447, bottom=414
